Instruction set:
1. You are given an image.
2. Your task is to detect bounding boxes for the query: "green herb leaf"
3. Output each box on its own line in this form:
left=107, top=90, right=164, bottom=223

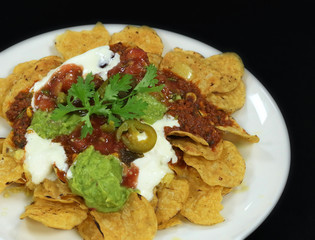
left=50, top=65, right=164, bottom=139
left=111, top=96, right=148, bottom=120
left=51, top=103, right=79, bottom=120
left=134, top=64, right=164, bottom=93
left=81, top=114, right=93, bottom=138
left=103, top=74, right=133, bottom=101
left=51, top=73, right=97, bottom=138
left=68, top=74, right=95, bottom=106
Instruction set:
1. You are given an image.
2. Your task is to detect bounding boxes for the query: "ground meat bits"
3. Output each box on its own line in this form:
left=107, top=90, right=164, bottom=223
left=157, top=70, right=232, bottom=147
left=5, top=91, right=32, bottom=148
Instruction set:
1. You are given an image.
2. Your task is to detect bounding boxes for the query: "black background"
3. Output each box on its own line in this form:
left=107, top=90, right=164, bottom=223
left=0, top=0, right=314, bottom=239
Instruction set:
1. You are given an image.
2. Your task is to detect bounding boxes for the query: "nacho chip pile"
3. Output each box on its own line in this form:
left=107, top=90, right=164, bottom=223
left=0, top=23, right=259, bottom=239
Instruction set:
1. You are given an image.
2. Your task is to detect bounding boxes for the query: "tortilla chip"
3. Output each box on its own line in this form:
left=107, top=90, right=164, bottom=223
left=216, top=117, right=259, bottom=143
left=77, top=214, right=104, bottom=240
left=23, top=169, right=36, bottom=191
left=20, top=198, right=88, bottom=230
left=206, top=80, right=246, bottom=113
left=2, top=56, right=63, bottom=121
left=91, top=193, right=157, bottom=240
left=160, top=48, right=220, bottom=95
left=0, top=78, right=16, bottom=118
left=173, top=166, right=224, bottom=225
left=34, top=179, right=71, bottom=198
left=0, top=78, right=10, bottom=101
left=181, top=184, right=224, bottom=225
left=109, top=25, right=163, bottom=55
left=0, top=138, right=4, bottom=152
left=2, top=132, right=14, bottom=155
left=155, top=178, right=189, bottom=225
left=205, top=52, right=244, bottom=93
left=147, top=53, right=162, bottom=68
left=55, top=22, right=111, bottom=60
left=183, top=141, right=246, bottom=188
left=169, top=137, right=223, bottom=160
left=158, top=214, right=183, bottom=230
left=33, top=179, right=87, bottom=207
left=167, top=130, right=208, bottom=146
left=0, top=60, right=38, bottom=117
left=161, top=49, right=246, bottom=113
left=150, top=187, right=159, bottom=210
left=222, top=187, right=233, bottom=196
left=0, top=154, right=24, bottom=193
left=1, top=132, right=25, bottom=166
left=1, top=61, right=34, bottom=118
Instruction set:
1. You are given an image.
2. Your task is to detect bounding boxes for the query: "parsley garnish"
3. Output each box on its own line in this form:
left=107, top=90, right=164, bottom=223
left=51, top=64, right=164, bottom=138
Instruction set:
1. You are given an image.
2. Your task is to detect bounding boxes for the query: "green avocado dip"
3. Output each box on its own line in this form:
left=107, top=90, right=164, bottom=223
left=135, top=93, right=167, bottom=124
left=68, top=146, right=133, bottom=213
left=29, top=110, right=81, bottom=139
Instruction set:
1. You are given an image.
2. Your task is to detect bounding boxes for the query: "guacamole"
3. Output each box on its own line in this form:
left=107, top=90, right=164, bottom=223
left=135, top=93, right=167, bottom=124
left=29, top=110, right=81, bottom=139
left=68, top=146, right=133, bottom=213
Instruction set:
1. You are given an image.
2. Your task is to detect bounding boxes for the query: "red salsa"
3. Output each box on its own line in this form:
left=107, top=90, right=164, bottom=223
left=54, top=116, right=125, bottom=164
left=5, top=91, right=33, bottom=148
left=121, top=163, right=139, bottom=189
left=34, top=64, right=83, bottom=111
left=156, top=70, right=232, bottom=147
left=108, top=43, right=150, bottom=80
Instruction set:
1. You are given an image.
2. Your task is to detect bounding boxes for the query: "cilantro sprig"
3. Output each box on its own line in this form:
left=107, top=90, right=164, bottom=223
left=51, top=64, right=164, bottom=138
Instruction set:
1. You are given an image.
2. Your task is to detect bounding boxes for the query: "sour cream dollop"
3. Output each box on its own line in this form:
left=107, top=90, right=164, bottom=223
left=24, top=130, right=68, bottom=184
left=31, top=46, right=120, bottom=109
left=133, top=115, right=179, bottom=201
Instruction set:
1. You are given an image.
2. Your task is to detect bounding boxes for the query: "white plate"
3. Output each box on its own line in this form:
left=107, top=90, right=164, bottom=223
left=0, top=24, right=290, bottom=240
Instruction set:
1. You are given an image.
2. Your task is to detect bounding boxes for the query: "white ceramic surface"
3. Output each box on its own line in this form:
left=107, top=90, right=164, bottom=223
left=0, top=24, right=290, bottom=240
